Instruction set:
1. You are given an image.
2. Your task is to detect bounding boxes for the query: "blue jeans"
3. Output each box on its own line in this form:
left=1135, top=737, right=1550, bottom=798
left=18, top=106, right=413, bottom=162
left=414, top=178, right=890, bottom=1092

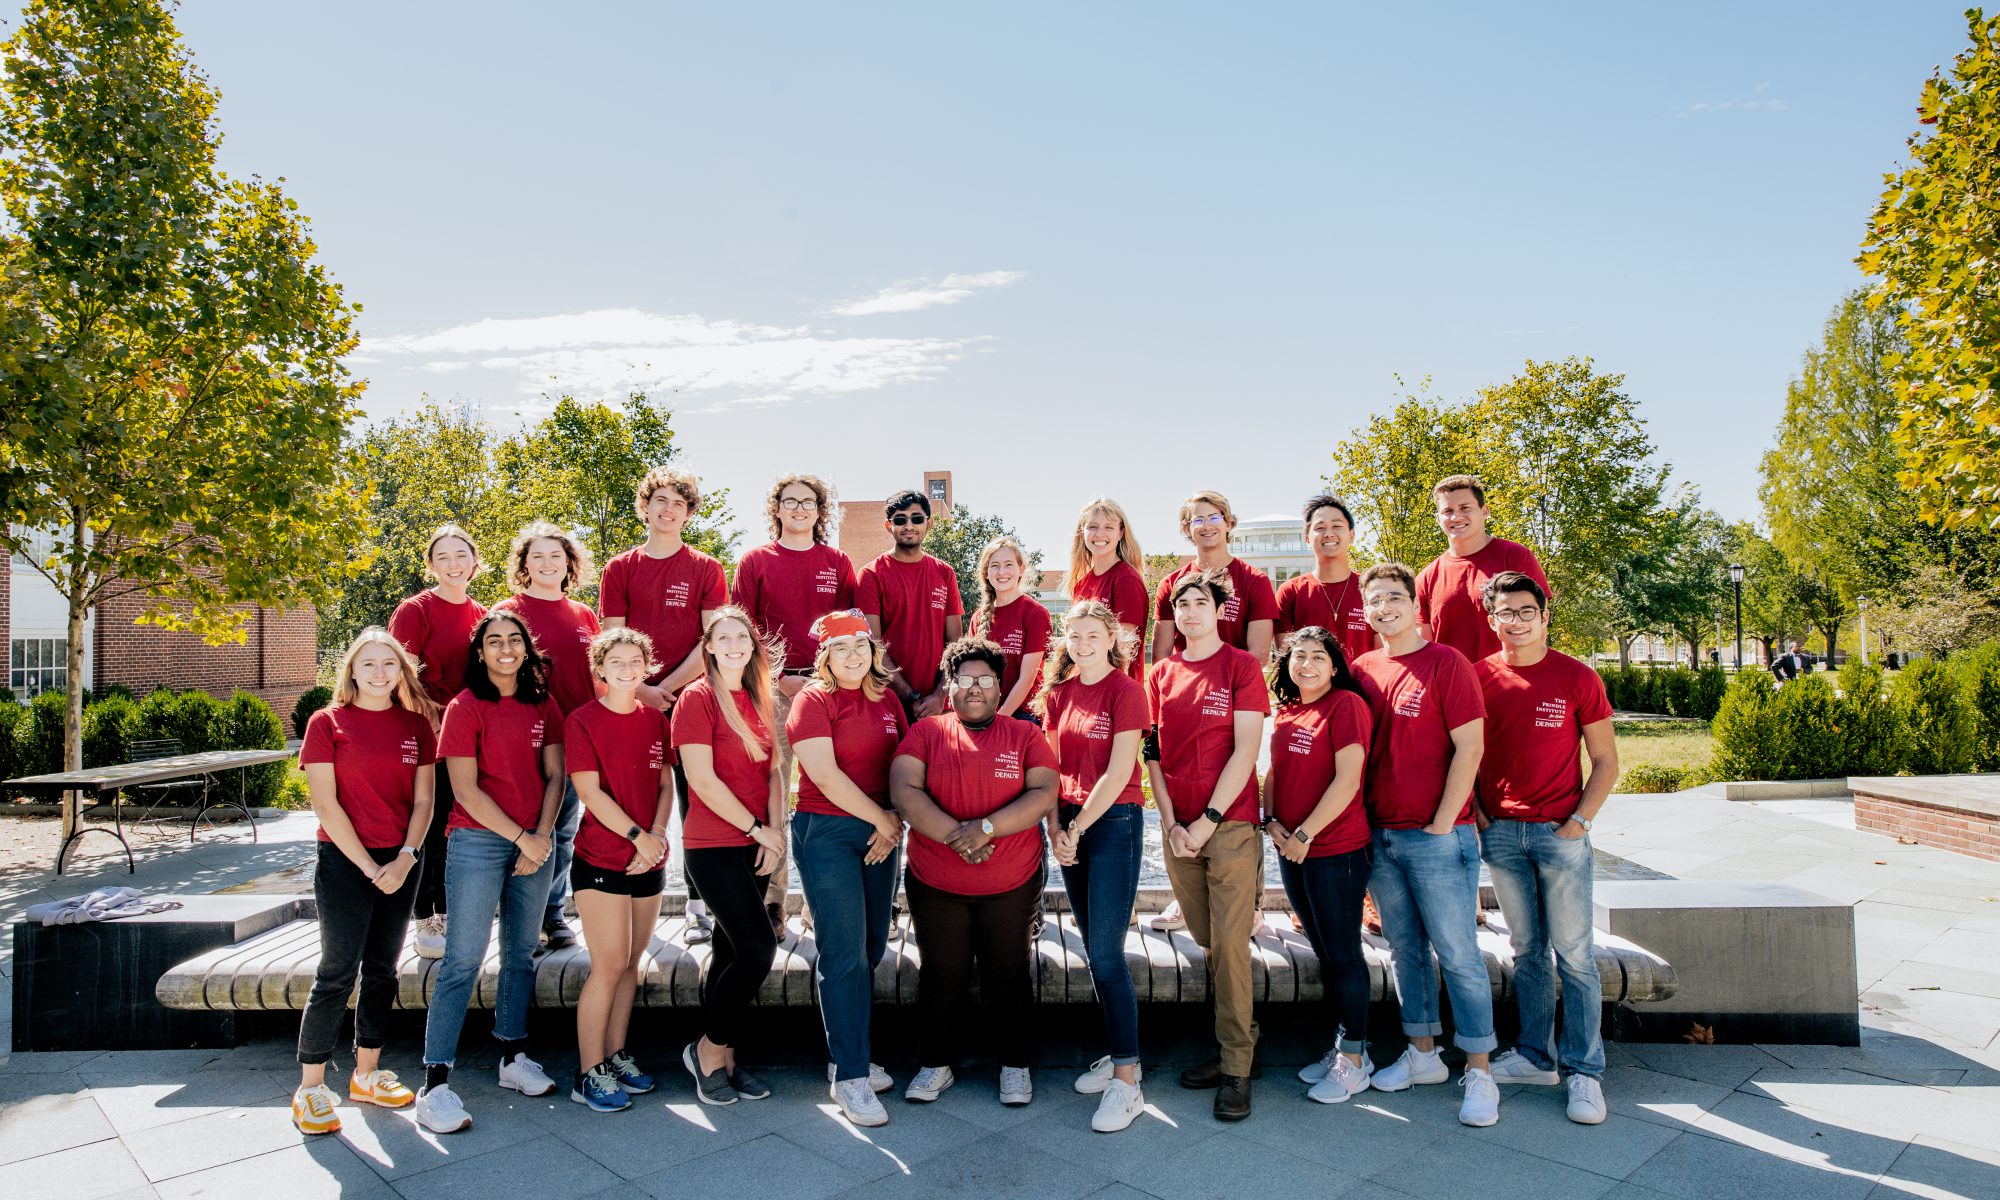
left=544, top=780, right=582, bottom=924
left=1278, top=846, right=1372, bottom=1055
left=1480, top=819, right=1604, bottom=1078
left=1369, top=825, right=1497, bottom=1054
left=792, top=810, right=901, bottom=1083
left=423, top=826, right=556, bottom=1066
left=1057, top=803, right=1143, bottom=1065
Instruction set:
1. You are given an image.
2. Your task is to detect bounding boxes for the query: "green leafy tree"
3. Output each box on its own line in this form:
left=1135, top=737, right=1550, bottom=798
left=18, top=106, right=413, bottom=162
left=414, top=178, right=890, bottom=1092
left=922, top=504, right=1043, bottom=620
left=1860, top=8, right=2000, bottom=533
left=1326, top=379, right=1486, bottom=569
left=0, top=1, right=366, bottom=839
left=1870, top=564, right=2000, bottom=659
left=1723, top=523, right=1810, bottom=665
left=1609, top=498, right=1727, bottom=666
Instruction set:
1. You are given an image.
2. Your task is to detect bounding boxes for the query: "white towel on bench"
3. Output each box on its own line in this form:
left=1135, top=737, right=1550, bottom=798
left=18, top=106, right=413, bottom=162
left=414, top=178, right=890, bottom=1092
left=26, top=887, right=184, bottom=926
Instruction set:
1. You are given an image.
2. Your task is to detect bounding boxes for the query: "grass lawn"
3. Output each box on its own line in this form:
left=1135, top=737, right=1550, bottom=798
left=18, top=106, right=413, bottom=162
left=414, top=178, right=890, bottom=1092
left=1612, top=718, right=1715, bottom=789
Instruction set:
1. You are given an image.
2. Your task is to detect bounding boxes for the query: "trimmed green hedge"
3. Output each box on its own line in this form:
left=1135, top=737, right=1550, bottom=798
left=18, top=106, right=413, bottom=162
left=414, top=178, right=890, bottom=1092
left=1598, top=665, right=1727, bottom=720
left=2, top=688, right=291, bottom=806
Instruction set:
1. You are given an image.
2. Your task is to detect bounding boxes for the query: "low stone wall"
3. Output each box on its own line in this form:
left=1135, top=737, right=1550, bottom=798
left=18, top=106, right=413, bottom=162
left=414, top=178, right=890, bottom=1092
left=1850, top=775, right=2000, bottom=862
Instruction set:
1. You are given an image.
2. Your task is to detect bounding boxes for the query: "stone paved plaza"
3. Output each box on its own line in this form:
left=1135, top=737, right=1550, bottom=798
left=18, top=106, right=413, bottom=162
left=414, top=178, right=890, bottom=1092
left=2, top=790, right=1998, bottom=1199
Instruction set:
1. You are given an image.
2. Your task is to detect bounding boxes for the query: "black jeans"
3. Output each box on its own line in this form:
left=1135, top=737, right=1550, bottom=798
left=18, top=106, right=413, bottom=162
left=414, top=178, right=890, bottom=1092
left=675, top=764, right=701, bottom=904
left=682, top=844, right=777, bottom=1048
left=412, top=768, right=455, bottom=920
left=1278, top=846, right=1373, bottom=1055
left=298, top=842, right=418, bottom=1065
left=905, top=867, right=1045, bottom=1070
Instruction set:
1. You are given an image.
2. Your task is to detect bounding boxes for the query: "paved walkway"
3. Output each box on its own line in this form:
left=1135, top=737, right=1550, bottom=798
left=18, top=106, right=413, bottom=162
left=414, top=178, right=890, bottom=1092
left=1, top=796, right=1997, bottom=1199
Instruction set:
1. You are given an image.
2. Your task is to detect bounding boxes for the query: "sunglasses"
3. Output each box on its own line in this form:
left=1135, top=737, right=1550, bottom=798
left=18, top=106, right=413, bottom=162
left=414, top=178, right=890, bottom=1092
left=890, top=513, right=929, bottom=527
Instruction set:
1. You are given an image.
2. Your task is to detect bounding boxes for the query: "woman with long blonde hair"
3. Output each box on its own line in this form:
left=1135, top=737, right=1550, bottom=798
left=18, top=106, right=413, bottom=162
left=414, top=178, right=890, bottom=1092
left=671, top=605, right=787, bottom=1105
left=970, top=535, right=1052, bottom=722
left=786, top=610, right=908, bottom=1127
left=291, top=628, right=442, bottom=1134
left=1039, top=601, right=1151, bottom=1131
left=1066, top=499, right=1149, bottom=681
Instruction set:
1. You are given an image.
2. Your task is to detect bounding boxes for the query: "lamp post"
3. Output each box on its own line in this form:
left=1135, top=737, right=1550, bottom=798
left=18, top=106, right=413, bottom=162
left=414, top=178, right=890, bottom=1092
left=1729, top=563, right=1745, bottom=670
left=1858, top=596, right=1870, bottom=667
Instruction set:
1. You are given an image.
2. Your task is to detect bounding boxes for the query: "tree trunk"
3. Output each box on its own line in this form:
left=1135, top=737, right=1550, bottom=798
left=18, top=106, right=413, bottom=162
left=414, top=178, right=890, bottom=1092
left=62, top=596, right=86, bottom=843
left=1616, top=633, right=1634, bottom=669
left=1819, top=621, right=1840, bottom=665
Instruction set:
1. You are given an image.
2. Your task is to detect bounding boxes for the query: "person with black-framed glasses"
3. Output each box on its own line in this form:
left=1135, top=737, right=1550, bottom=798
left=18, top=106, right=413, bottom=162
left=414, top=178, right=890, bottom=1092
left=855, top=489, right=963, bottom=721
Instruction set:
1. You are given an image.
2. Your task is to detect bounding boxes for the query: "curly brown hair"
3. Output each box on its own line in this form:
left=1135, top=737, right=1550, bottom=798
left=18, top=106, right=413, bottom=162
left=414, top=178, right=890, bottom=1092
left=764, top=473, right=836, bottom=543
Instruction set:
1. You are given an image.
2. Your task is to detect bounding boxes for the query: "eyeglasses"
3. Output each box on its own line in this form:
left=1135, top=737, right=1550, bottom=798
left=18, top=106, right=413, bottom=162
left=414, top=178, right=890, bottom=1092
left=1188, top=514, right=1228, bottom=529
left=890, top=513, right=929, bottom=527
left=950, top=674, right=999, bottom=690
left=778, top=498, right=819, bottom=511
left=1364, top=593, right=1410, bottom=609
left=1492, top=607, right=1542, bottom=623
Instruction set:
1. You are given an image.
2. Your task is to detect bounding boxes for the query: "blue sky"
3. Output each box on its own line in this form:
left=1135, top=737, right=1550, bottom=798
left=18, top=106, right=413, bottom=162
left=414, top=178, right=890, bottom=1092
left=171, top=1, right=1973, bottom=562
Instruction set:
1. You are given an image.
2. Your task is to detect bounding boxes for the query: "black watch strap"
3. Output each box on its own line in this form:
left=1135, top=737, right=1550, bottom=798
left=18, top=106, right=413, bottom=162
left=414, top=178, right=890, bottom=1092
left=746, top=816, right=764, bottom=835
left=627, top=824, right=644, bottom=841
left=1202, top=806, right=1226, bottom=826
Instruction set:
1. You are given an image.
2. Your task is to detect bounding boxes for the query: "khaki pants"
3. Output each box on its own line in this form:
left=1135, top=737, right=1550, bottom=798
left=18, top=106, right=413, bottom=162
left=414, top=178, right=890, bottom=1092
left=1162, top=821, right=1262, bottom=1076
left=767, top=684, right=798, bottom=908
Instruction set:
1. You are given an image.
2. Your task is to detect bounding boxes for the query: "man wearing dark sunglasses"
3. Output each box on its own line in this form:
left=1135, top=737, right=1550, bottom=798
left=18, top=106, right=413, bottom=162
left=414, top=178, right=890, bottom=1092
left=856, top=490, right=964, bottom=720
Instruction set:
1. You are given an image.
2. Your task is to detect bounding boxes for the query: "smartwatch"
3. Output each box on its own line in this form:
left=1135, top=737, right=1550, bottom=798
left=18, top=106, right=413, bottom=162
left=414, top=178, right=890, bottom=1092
left=980, top=818, right=995, bottom=837
left=1294, top=826, right=1314, bottom=846
left=626, top=824, right=644, bottom=842
left=398, top=845, right=419, bottom=860
left=1201, top=806, right=1226, bottom=826
left=746, top=816, right=764, bottom=836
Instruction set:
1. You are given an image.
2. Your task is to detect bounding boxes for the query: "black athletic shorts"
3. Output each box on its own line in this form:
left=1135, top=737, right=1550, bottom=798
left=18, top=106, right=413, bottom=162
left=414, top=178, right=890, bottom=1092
left=570, top=858, right=666, bottom=898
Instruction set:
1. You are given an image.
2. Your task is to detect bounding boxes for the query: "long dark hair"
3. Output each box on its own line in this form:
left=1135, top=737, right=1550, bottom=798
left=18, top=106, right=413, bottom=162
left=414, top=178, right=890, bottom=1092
left=1269, top=626, right=1365, bottom=707
left=462, top=610, right=553, bottom=705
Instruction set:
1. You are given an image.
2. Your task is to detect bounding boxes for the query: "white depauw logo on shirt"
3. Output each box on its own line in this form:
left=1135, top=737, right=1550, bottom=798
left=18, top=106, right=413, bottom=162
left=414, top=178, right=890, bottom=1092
left=1221, top=595, right=1241, bottom=622
left=400, top=737, right=420, bottom=765
left=930, top=585, right=949, bottom=612
left=648, top=740, right=664, bottom=770
left=661, top=580, right=691, bottom=609
left=1199, top=686, right=1231, bottom=718
left=529, top=719, right=545, bottom=748
left=1087, top=711, right=1113, bottom=740
left=1393, top=684, right=1426, bottom=719
left=1284, top=724, right=1315, bottom=756
left=1533, top=696, right=1568, bottom=731
left=994, top=748, right=1022, bottom=781
left=814, top=567, right=841, bottom=595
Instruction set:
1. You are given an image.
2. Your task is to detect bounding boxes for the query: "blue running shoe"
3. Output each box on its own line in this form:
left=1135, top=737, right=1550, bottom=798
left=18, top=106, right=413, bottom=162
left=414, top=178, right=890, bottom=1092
left=607, top=1050, right=656, bottom=1095
left=571, top=1064, right=631, bottom=1113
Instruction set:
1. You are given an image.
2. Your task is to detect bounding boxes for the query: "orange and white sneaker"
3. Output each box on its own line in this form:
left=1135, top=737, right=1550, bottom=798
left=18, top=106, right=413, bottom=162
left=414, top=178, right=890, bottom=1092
left=348, top=1068, right=415, bottom=1109
left=292, top=1084, right=341, bottom=1135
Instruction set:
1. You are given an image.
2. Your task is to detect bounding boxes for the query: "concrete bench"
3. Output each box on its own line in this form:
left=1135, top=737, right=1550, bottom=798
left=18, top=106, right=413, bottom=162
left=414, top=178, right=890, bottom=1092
left=155, top=888, right=1677, bottom=1013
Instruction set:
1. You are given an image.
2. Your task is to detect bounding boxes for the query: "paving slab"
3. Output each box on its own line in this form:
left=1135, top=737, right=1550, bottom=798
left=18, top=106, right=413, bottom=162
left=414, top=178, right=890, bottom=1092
left=827, top=1129, right=1113, bottom=1199
left=1452, top=1084, right=1681, bottom=1179
left=1367, top=1129, right=1619, bottom=1199
left=0, top=1086, right=114, bottom=1165
left=387, top=1132, right=619, bottom=1200
left=1116, top=1129, right=1367, bottom=1200
left=0, top=1136, right=154, bottom=1199
left=1869, top=1133, right=2000, bottom=1199
left=154, top=1141, right=400, bottom=1200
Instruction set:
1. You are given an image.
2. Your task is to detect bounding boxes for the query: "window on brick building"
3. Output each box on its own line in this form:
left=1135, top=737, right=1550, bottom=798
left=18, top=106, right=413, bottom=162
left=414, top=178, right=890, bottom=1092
left=9, top=525, right=60, bottom=568
left=10, top=638, right=66, bottom=697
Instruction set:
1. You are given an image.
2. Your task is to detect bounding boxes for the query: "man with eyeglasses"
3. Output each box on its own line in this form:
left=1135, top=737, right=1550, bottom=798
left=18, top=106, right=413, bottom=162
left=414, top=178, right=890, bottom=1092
left=1348, top=562, right=1499, bottom=1127
left=856, top=489, right=964, bottom=721
left=1415, top=474, right=1549, bottom=664
left=1150, top=489, right=1278, bottom=663
left=732, top=474, right=858, bottom=936
left=1471, top=570, right=1615, bottom=1125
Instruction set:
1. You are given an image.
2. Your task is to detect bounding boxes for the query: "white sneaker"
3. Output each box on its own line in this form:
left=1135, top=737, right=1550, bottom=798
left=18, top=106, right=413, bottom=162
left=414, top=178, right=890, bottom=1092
left=412, top=914, right=446, bottom=960
left=1489, top=1049, right=1560, bottom=1086
left=1307, top=1056, right=1372, bottom=1104
left=1370, top=1045, right=1449, bottom=1092
left=826, top=1062, right=895, bottom=1094
left=904, top=1065, right=954, bottom=1103
left=1090, top=1078, right=1146, bottom=1133
left=999, top=1066, right=1033, bottom=1106
left=831, top=1077, right=889, bottom=1128
left=1297, top=1047, right=1339, bottom=1084
left=1458, top=1068, right=1501, bottom=1127
left=414, top=1083, right=471, bottom=1133
left=1149, top=901, right=1185, bottom=932
left=1074, top=1055, right=1144, bottom=1095
left=498, top=1053, right=555, bottom=1097
left=1566, top=1074, right=1607, bottom=1125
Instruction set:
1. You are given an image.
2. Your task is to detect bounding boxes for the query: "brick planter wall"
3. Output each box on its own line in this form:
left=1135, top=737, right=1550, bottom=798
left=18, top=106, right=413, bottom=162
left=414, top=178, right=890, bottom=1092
left=1851, top=778, right=2000, bottom=863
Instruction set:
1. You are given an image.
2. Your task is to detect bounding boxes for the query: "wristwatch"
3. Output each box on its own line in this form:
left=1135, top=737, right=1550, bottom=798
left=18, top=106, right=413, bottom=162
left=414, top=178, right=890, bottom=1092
left=398, top=846, right=418, bottom=859
left=1570, top=815, right=1593, bottom=832
left=1201, top=806, right=1226, bottom=826
left=626, top=824, right=644, bottom=842
left=980, top=818, right=995, bottom=837
left=746, top=816, right=764, bottom=835
left=1294, top=826, right=1315, bottom=846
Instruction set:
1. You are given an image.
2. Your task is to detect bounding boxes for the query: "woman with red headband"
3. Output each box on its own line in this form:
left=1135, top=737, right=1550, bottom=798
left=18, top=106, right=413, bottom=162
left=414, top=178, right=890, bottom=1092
left=786, top=610, right=907, bottom=1127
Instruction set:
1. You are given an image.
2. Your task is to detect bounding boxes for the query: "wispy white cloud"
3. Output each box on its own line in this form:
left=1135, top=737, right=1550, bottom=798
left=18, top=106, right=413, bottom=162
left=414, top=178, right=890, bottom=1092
left=1669, top=83, right=1788, bottom=118
left=361, top=307, right=973, bottom=411
left=829, top=270, right=1026, bottom=316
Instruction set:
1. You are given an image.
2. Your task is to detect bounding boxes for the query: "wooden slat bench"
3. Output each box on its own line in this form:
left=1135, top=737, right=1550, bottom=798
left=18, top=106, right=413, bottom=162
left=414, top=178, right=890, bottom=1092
left=156, top=891, right=1676, bottom=1012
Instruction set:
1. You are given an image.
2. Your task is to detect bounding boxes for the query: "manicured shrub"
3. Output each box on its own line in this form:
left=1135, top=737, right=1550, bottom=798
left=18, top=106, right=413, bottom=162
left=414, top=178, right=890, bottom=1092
left=1893, top=657, right=1977, bottom=775
left=291, top=685, right=333, bottom=739
left=1686, top=667, right=1728, bottom=720
left=0, top=701, right=25, bottom=786
left=129, top=688, right=224, bottom=753
left=222, top=691, right=287, bottom=807
left=1618, top=763, right=1686, bottom=793
left=1953, top=641, right=2000, bottom=771
left=16, top=689, right=67, bottom=776
left=1710, top=671, right=1780, bottom=781
left=1655, top=669, right=1693, bottom=718
left=1770, top=675, right=1846, bottom=780
left=1835, top=660, right=1904, bottom=777
left=82, top=694, right=138, bottom=768
left=275, top=772, right=311, bottom=810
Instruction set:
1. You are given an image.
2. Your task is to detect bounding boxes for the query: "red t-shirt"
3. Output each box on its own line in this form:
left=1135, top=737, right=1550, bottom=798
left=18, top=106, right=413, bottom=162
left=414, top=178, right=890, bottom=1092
left=599, top=544, right=729, bottom=684
left=1153, top=558, right=1279, bottom=655
left=1042, top=670, right=1148, bottom=807
left=1145, top=646, right=1270, bottom=824
left=1070, top=560, right=1150, bottom=680
left=972, top=595, right=1053, bottom=711
left=300, top=704, right=437, bottom=849
left=492, top=593, right=602, bottom=716
left=1415, top=537, right=1549, bottom=664
left=437, top=690, right=566, bottom=833
left=566, top=701, right=670, bottom=870
left=731, top=541, right=857, bottom=671
left=388, top=590, right=486, bottom=707
left=1351, top=642, right=1486, bottom=829
left=896, top=714, right=1057, bottom=895
left=785, top=682, right=907, bottom=816
left=854, top=553, right=963, bottom=696
left=670, top=679, right=774, bottom=849
left=1275, top=573, right=1374, bottom=665
left=1264, top=690, right=1373, bottom=856
left=1474, top=649, right=1613, bottom=823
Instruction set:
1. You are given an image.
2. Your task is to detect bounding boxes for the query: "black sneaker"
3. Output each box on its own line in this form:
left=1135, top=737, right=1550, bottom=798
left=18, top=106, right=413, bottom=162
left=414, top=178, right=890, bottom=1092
left=729, top=1068, right=772, bottom=1101
left=683, top=1042, right=738, bottom=1106
left=542, top=915, right=577, bottom=950
left=1214, top=1076, right=1252, bottom=1122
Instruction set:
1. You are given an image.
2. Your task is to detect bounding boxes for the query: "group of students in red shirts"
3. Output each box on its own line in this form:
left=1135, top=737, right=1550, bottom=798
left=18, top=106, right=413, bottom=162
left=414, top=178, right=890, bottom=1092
left=285, top=467, right=1619, bottom=1143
